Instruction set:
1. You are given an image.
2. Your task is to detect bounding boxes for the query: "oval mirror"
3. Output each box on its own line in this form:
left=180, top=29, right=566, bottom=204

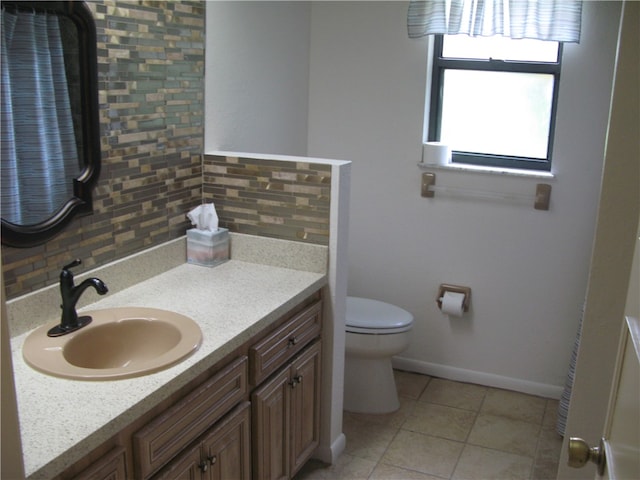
left=1, top=1, right=100, bottom=248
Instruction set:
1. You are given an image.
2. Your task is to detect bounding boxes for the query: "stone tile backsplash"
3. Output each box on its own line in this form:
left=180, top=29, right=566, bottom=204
left=204, top=155, right=331, bottom=246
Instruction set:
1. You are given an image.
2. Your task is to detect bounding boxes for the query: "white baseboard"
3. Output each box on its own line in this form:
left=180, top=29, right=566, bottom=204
left=313, top=432, right=346, bottom=465
left=392, top=356, right=563, bottom=400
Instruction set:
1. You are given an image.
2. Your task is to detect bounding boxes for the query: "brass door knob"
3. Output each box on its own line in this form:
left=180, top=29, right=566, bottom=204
left=568, top=437, right=606, bottom=475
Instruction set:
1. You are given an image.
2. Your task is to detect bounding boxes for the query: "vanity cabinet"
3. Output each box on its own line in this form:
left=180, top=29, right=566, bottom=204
left=249, top=298, right=322, bottom=480
left=134, top=356, right=248, bottom=479
left=56, top=292, right=323, bottom=480
left=153, top=402, right=251, bottom=480
left=252, top=341, right=321, bottom=480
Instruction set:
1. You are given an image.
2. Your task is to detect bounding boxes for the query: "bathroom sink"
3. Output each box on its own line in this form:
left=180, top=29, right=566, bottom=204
left=22, top=307, right=202, bottom=380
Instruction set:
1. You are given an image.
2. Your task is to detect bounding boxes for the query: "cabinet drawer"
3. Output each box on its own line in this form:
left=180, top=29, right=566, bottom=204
left=134, top=356, right=248, bottom=479
left=249, top=300, right=321, bottom=385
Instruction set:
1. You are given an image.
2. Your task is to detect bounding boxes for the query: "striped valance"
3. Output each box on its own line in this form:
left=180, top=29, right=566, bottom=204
left=408, top=0, right=583, bottom=43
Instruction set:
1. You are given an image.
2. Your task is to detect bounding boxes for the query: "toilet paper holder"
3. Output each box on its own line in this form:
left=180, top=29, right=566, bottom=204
left=437, top=284, right=472, bottom=312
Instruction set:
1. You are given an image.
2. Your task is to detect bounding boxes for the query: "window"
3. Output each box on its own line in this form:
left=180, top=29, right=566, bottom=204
left=428, top=35, right=562, bottom=171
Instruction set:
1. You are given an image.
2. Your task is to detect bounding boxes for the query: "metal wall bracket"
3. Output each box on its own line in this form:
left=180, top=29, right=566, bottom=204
left=421, top=172, right=552, bottom=211
left=421, top=172, right=436, bottom=198
left=534, top=183, right=552, bottom=211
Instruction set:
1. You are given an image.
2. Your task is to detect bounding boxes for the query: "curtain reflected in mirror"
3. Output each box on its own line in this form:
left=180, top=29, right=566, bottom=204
left=0, top=1, right=100, bottom=248
left=1, top=9, right=82, bottom=225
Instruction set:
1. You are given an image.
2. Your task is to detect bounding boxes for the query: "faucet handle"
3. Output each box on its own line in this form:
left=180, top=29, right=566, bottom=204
left=62, top=259, right=82, bottom=271
left=60, top=259, right=82, bottom=282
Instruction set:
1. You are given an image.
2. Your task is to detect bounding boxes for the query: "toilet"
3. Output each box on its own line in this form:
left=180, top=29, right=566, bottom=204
left=344, top=296, right=414, bottom=414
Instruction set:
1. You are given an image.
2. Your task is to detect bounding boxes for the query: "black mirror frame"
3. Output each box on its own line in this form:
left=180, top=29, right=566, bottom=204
left=1, top=1, right=100, bottom=248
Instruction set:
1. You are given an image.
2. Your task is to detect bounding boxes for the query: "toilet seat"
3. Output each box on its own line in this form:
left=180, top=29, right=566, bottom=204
left=346, top=297, right=414, bottom=334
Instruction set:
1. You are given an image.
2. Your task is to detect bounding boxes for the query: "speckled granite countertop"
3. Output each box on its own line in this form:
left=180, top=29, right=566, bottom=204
left=8, top=234, right=327, bottom=479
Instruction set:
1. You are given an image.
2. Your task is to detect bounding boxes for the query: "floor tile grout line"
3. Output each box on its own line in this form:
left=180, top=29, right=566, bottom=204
left=366, top=374, right=427, bottom=478
left=396, top=371, right=553, bottom=480
left=399, top=372, right=486, bottom=479
left=529, top=410, right=554, bottom=480
left=367, top=373, right=437, bottom=479
left=446, top=386, right=488, bottom=479
left=365, top=426, right=400, bottom=480
left=300, top=371, right=561, bottom=480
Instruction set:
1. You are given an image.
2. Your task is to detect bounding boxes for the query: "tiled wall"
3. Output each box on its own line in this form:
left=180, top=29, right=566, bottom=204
left=204, top=155, right=331, bottom=245
left=1, top=3, right=333, bottom=301
left=1, top=1, right=204, bottom=299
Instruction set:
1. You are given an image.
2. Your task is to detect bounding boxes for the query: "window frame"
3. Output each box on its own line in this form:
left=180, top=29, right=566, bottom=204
left=428, top=35, right=563, bottom=171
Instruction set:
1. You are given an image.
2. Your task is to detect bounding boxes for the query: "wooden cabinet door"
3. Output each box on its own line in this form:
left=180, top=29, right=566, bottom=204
left=202, top=402, right=251, bottom=480
left=152, top=445, right=202, bottom=480
left=252, top=368, right=291, bottom=480
left=134, top=357, right=248, bottom=479
left=72, top=447, right=128, bottom=480
left=290, top=341, right=321, bottom=477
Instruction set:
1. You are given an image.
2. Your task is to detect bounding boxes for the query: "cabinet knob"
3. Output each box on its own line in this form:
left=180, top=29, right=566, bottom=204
left=288, top=337, right=298, bottom=347
left=198, top=460, right=209, bottom=473
left=208, top=455, right=217, bottom=465
left=288, top=374, right=303, bottom=388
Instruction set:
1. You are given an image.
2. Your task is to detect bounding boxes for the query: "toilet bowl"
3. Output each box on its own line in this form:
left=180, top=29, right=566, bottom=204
left=344, top=296, right=414, bottom=414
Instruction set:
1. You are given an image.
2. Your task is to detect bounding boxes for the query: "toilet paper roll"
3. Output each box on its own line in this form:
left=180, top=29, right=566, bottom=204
left=440, top=291, right=465, bottom=317
left=422, top=142, right=451, bottom=166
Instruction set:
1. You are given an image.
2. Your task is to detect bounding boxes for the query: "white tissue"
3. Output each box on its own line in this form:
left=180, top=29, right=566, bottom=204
left=187, top=203, right=219, bottom=232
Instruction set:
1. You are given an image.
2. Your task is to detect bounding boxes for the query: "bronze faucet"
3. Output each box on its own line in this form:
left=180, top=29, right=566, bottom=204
left=47, top=259, right=108, bottom=337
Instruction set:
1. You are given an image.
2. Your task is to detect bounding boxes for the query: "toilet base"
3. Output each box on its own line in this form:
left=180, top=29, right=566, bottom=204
left=343, top=355, right=399, bottom=414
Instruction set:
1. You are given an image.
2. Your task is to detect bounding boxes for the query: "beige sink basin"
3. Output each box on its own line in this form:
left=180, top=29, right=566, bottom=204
left=22, top=307, right=202, bottom=380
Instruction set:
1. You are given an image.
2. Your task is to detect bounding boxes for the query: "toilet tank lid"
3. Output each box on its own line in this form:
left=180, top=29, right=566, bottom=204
left=346, top=297, right=414, bottom=330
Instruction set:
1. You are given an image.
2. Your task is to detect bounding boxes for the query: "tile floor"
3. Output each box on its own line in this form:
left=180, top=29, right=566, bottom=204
left=296, top=370, right=564, bottom=480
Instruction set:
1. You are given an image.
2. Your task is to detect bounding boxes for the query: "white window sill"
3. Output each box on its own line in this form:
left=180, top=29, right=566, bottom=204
left=418, top=161, right=556, bottom=180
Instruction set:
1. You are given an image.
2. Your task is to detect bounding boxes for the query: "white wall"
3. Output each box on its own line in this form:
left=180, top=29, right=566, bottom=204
left=204, top=0, right=623, bottom=396
left=205, top=2, right=311, bottom=156
left=307, top=1, right=622, bottom=396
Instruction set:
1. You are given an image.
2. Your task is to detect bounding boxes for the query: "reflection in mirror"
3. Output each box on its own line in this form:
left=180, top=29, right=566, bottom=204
left=1, top=1, right=100, bottom=248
